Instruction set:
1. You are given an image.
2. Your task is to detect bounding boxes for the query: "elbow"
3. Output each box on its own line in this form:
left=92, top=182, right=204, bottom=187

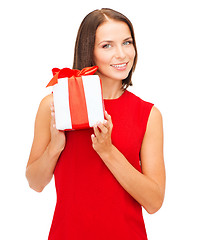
left=145, top=185, right=165, bottom=214
left=25, top=168, right=44, bottom=193
left=29, top=183, right=44, bottom=193
left=146, top=205, right=162, bottom=215
left=145, top=197, right=164, bottom=215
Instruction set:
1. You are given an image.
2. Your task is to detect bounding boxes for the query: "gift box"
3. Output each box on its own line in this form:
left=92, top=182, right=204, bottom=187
left=46, top=66, right=105, bottom=131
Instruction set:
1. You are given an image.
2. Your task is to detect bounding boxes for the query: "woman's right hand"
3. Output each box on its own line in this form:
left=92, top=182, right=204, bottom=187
left=48, top=102, right=66, bottom=156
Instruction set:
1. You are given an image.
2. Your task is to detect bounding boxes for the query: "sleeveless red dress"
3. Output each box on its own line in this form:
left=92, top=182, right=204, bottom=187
left=48, top=90, right=154, bottom=240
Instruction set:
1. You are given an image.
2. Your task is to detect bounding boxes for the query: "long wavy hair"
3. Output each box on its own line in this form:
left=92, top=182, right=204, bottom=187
left=73, top=8, right=138, bottom=90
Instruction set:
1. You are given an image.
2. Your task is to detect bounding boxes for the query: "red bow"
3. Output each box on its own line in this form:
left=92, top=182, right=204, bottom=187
left=46, top=66, right=98, bottom=87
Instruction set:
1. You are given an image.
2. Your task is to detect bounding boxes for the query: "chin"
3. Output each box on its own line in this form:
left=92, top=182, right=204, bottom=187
left=111, top=71, right=130, bottom=81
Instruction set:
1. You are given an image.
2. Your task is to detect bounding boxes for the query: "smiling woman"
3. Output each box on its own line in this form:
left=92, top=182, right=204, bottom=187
left=26, top=8, right=165, bottom=240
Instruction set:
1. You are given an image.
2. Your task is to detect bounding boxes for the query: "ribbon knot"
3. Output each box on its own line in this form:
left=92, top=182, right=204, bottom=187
left=46, top=66, right=98, bottom=87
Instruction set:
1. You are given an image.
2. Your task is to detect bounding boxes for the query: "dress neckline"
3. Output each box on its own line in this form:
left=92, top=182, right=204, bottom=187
left=103, top=90, right=127, bottom=102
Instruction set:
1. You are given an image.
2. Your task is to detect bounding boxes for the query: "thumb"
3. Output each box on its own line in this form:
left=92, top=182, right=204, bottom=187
left=50, top=104, right=56, bottom=129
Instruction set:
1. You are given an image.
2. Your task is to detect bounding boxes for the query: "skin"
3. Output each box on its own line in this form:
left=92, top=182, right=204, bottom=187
left=92, top=20, right=165, bottom=214
left=26, top=19, right=165, bottom=214
left=93, top=20, right=135, bottom=99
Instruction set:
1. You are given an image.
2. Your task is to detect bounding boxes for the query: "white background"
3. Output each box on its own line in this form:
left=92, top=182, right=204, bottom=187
left=1, top=0, right=207, bottom=239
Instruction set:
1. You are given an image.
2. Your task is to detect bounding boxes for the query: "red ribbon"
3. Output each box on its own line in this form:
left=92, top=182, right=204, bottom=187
left=46, top=66, right=98, bottom=87
left=46, top=66, right=99, bottom=130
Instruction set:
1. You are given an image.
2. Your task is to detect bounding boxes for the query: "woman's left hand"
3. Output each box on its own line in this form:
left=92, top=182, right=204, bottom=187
left=91, top=111, right=113, bottom=156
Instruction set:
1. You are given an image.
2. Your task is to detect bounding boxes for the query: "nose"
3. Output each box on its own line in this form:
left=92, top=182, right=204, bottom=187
left=115, top=46, right=126, bottom=60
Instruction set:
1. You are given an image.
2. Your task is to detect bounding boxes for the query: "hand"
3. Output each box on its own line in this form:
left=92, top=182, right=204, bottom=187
left=91, top=111, right=113, bottom=156
left=48, top=102, right=66, bottom=155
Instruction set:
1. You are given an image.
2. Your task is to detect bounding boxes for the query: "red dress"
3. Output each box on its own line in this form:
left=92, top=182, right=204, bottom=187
left=48, top=90, right=154, bottom=240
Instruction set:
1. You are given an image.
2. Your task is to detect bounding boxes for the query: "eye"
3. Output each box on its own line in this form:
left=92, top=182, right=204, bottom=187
left=123, top=40, right=133, bottom=46
left=102, top=44, right=112, bottom=49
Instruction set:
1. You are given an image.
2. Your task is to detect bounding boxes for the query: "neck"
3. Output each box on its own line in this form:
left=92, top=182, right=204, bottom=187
left=97, top=74, right=124, bottom=99
left=101, top=81, right=124, bottom=100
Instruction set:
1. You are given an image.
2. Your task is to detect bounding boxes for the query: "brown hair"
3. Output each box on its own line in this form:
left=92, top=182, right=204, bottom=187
left=73, top=8, right=138, bottom=90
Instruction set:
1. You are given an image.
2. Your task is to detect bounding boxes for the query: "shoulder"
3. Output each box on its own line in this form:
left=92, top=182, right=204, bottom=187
left=35, top=94, right=53, bottom=126
left=37, top=94, right=53, bottom=115
left=39, top=93, right=53, bottom=109
left=146, top=106, right=163, bottom=136
left=141, top=106, right=163, bottom=164
left=149, top=106, right=163, bottom=124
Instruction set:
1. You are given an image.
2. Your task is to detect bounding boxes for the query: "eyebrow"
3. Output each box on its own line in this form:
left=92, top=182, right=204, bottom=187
left=98, top=37, right=133, bottom=46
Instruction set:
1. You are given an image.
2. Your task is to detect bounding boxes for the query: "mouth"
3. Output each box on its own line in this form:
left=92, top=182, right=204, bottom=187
left=110, top=62, right=128, bottom=70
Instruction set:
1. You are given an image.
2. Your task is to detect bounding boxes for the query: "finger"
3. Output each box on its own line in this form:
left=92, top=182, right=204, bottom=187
left=104, top=110, right=108, bottom=118
left=50, top=101, right=54, bottom=107
left=50, top=98, right=54, bottom=108
left=91, top=134, right=97, bottom=143
left=93, top=124, right=102, bottom=139
left=50, top=103, right=55, bottom=113
left=51, top=111, right=56, bottom=129
left=102, top=119, right=109, bottom=128
left=104, top=111, right=112, bottom=122
left=104, top=111, right=113, bottom=129
left=97, top=122, right=108, bottom=134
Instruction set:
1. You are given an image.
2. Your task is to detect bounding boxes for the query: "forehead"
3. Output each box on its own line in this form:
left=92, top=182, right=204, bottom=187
left=95, top=20, right=131, bottom=41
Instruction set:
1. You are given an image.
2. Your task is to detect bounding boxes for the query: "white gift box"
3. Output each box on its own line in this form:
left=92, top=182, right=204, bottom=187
left=47, top=67, right=105, bottom=130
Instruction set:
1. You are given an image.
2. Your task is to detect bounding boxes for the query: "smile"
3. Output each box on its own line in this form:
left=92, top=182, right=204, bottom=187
left=111, top=63, right=128, bottom=69
left=111, top=62, right=128, bottom=71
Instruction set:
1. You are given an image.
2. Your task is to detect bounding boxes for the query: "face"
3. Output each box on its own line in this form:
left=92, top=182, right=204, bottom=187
left=93, top=20, right=136, bottom=84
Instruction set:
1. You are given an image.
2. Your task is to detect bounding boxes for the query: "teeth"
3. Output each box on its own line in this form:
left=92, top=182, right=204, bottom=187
left=112, top=63, right=126, bottom=68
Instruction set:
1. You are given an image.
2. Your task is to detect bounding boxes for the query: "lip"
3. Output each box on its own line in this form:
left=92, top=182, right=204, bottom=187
left=110, top=62, right=128, bottom=70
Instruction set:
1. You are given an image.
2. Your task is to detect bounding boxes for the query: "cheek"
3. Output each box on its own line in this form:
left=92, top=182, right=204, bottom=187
left=94, top=51, right=110, bottom=67
left=94, top=56, right=108, bottom=68
left=129, top=47, right=136, bottom=60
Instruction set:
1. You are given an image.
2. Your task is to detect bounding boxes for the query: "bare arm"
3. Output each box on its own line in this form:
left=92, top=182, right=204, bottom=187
left=26, top=94, right=66, bottom=192
left=91, top=107, right=165, bottom=214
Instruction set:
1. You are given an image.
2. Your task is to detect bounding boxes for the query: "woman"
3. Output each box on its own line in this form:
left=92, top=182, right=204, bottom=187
left=26, top=8, right=165, bottom=240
